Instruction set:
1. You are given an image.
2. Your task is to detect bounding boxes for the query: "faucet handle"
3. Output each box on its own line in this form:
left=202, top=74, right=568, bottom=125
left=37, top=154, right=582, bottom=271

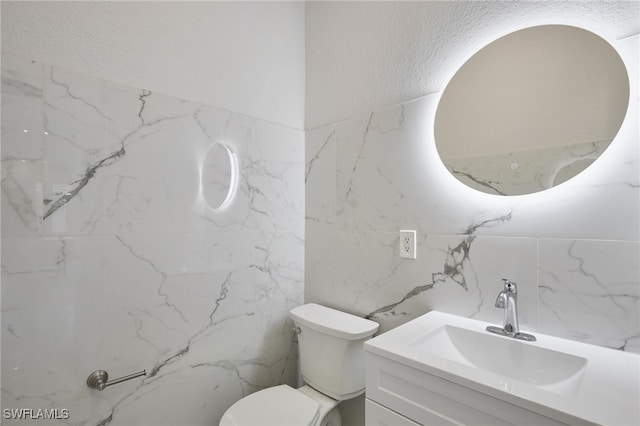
left=501, top=278, right=517, bottom=293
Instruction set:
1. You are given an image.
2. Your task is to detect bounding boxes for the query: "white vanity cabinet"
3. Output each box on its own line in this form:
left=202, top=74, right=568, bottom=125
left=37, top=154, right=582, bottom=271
left=365, top=351, right=574, bottom=426
left=363, top=310, right=640, bottom=426
left=360, top=310, right=640, bottom=426
left=365, top=398, right=421, bottom=426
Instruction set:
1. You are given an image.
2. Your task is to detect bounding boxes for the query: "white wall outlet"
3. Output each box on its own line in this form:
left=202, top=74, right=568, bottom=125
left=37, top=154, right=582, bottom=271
left=399, top=230, right=417, bottom=259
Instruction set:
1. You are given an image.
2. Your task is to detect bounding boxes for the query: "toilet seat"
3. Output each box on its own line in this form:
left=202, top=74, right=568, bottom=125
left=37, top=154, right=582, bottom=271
left=219, top=385, right=321, bottom=426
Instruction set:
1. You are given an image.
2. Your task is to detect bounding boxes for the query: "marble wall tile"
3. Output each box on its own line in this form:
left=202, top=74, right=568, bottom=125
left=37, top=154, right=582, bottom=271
left=2, top=53, right=303, bottom=426
left=1, top=159, right=44, bottom=237
left=335, top=106, right=426, bottom=233
left=329, top=90, right=639, bottom=241
left=305, top=124, right=336, bottom=225
left=305, top=226, right=537, bottom=333
left=306, top=35, right=639, bottom=363
left=1, top=56, right=45, bottom=237
left=22, top=63, right=305, bottom=239
left=42, top=76, right=219, bottom=236
left=2, top=236, right=101, bottom=420
left=538, top=239, right=640, bottom=352
left=242, top=119, right=305, bottom=235
left=1, top=55, right=44, bottom=161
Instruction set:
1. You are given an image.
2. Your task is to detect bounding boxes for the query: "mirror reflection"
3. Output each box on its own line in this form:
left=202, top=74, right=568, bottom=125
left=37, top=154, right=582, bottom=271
left=434, top=25, right=629, bottom=196
left=201, top=142, right=238, bottom=210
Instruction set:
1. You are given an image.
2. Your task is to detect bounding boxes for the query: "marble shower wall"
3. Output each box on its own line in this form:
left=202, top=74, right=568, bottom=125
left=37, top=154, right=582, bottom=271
left=1, top=54, right=304, bottom=425
left=306, top=35, right=639, bottom=353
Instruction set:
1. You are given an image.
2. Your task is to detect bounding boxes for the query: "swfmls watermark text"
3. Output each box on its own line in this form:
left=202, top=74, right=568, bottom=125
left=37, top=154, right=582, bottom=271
left=3, top=409, right=70, bottom=420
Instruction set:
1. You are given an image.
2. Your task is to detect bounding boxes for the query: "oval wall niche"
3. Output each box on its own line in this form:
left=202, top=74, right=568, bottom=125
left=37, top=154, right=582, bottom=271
left=201, top=142, right=239, bottom=210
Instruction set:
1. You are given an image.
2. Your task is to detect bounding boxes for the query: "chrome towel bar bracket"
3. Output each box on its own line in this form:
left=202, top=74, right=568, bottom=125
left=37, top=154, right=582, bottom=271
left=86, top=369, right=146, bottom=391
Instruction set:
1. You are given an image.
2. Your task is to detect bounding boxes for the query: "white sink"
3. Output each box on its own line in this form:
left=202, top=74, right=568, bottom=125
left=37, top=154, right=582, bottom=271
left=411, top=324, right=587, bottom=394
left=365, top=311, right=640, bottom=425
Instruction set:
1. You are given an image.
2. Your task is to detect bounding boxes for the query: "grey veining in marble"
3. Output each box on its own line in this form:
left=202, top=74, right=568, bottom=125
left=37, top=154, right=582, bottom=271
left=305, top=35, right=639, bottom=350
left=2, top=53, right=304, bottom=425
left=444, top=140, right=611, bottom=196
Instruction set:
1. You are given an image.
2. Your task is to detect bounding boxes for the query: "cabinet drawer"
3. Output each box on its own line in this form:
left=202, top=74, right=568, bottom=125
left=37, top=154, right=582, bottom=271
left=366, top=399, right=421, bottom=426
left=366, top=352, right=574, bottom=426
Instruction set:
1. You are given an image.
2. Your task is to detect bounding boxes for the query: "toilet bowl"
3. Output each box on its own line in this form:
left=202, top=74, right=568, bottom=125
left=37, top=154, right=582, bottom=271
left=219, top=384, right=340, bottom=426
left=219, top=304, right=379, bottom=426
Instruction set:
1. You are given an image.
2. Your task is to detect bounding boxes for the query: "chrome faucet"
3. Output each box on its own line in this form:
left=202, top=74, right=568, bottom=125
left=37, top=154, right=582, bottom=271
left=486, top=278, right=536, bottom=341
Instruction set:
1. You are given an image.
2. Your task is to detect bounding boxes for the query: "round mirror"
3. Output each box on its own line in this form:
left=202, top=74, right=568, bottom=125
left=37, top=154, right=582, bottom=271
left=434, top=25, right=629, bottom=196
left=201, top=142, right=238, bottom=210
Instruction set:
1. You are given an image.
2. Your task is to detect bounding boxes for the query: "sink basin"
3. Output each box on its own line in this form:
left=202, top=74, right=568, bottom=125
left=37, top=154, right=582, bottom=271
left=410, top=324, right=587, bottom=392
left=365, top=311, right=640, bottom=425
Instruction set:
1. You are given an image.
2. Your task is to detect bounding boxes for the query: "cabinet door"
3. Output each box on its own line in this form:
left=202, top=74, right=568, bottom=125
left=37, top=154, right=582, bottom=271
left=366, top=399, right=422, bottom=426
left=366, top=353, right=572, bottom=426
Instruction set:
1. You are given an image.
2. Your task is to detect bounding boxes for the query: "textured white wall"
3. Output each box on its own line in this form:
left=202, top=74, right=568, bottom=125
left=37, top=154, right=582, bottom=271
left=305, top=1, right=640, bottom=128
left=6, top=1, right=636, bottom=131
left=1, top=1, right=305, bottom=129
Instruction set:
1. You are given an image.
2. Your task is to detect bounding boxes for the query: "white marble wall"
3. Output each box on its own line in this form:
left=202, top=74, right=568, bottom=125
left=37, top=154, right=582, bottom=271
left=1, top=54, right=304, bottom=425
left=306, top=35, right=639, bottom=353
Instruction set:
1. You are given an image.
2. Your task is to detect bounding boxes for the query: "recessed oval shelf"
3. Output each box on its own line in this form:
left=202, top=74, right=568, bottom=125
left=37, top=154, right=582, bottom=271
left=201, top=142, right=239, bottom=211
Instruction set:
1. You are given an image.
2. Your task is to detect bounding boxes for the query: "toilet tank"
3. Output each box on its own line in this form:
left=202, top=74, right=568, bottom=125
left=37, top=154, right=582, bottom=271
left=290, top=303, right=379, bottom=401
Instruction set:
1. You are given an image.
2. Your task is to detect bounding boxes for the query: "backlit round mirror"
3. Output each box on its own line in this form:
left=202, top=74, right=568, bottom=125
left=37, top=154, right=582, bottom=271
left=434, top=25, right=629, bottom=196
left=201, top=142, right=238, bottom=210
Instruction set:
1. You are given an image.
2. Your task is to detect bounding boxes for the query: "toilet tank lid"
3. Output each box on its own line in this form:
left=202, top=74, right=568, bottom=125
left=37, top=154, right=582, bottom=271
left=290, top=303, right=379, bottom=340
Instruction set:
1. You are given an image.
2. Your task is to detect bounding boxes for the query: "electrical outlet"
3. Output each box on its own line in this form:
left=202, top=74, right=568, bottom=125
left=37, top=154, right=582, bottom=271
left=399, top=230, right=417, bottom=259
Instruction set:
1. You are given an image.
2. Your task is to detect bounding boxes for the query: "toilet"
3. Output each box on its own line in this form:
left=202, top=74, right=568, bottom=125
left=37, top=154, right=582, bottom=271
left=219, top=303, right=379, bottom=426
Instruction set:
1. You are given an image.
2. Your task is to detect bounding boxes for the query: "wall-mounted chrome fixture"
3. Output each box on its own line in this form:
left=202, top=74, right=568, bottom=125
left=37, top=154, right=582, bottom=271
left=86, top=369, right=146, bottom=391
left=486, top=279, right=536, bottom=342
